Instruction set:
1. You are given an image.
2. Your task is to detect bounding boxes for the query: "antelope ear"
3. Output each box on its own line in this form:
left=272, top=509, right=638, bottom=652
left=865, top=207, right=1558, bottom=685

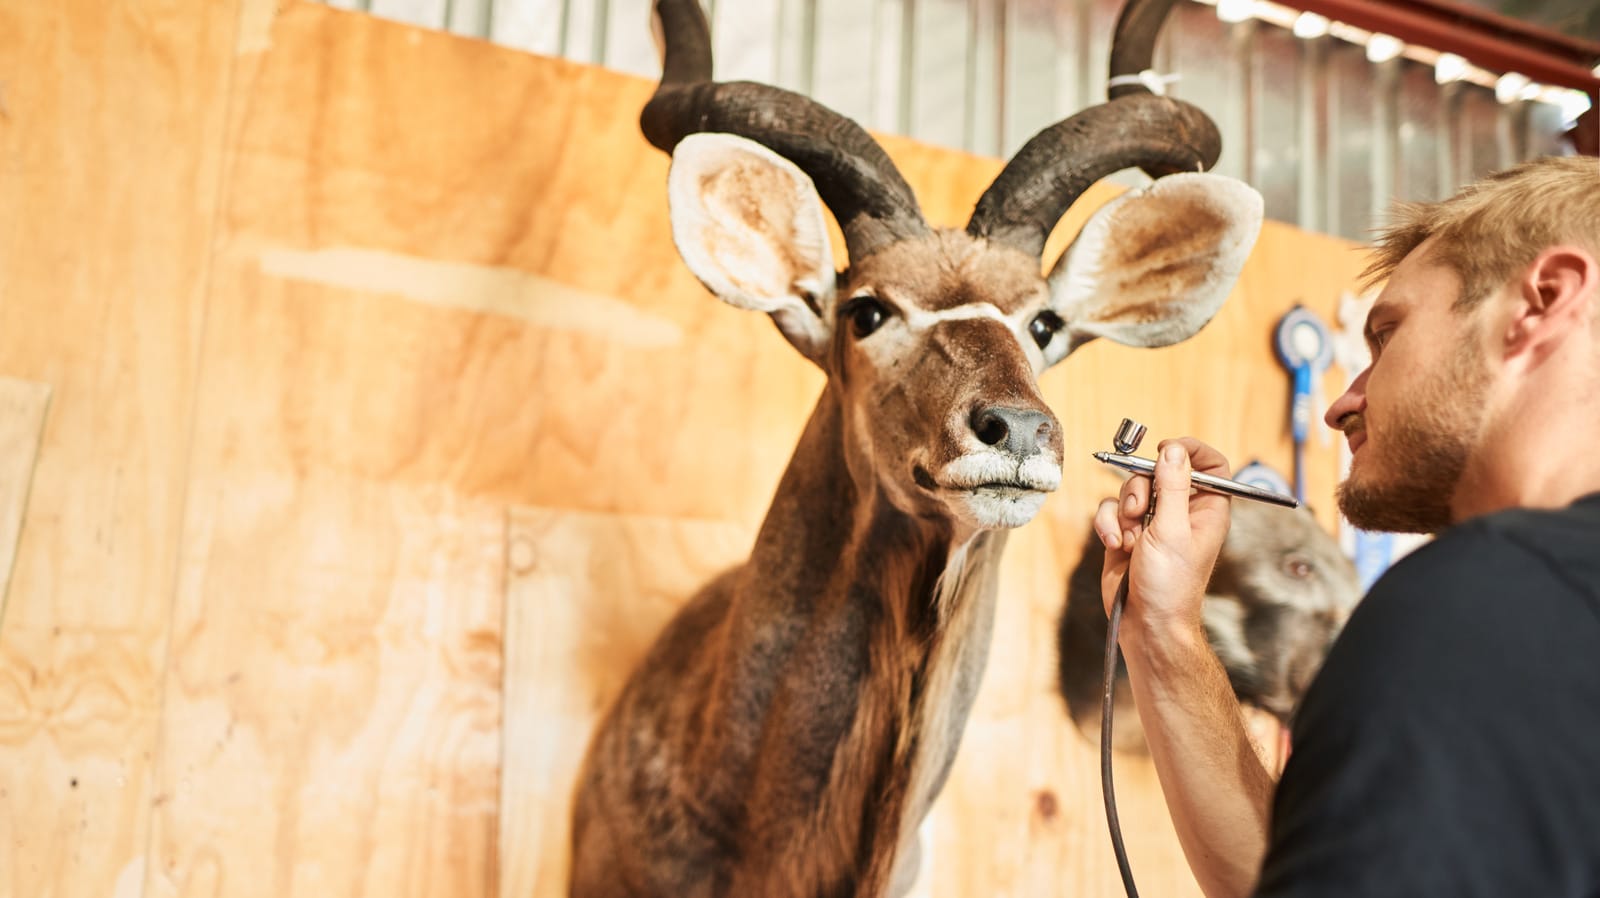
left=667, top=132, right=837, bottom=364
left=1044, top=172, right=1262, bottom=362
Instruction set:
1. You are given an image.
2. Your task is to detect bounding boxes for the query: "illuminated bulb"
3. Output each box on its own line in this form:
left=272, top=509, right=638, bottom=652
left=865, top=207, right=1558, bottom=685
left=1365, top=33, right=1403, bottom=64
left=1217, top=0, right=1255, bottom=24
left=1557, top=89, right=1592, bottom=126
left=1434, top=53, right=1466, bottom=84
left=1495, top=72, right=1530, bottom=104
left=1292, top=12, right=1330, bottom=39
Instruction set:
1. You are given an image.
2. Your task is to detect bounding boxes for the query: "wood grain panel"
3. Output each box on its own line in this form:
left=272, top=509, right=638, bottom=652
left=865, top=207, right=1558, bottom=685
left=213, top=4, right=825, bottom=525
left=0, top=378, right=50, bottom=622
left=0, top=0, right=232, bottom=632
left=148, top=474, right=504, bottom=898
left=0, top=0, right=237, bottom=895
left=0, top=631, right=165, bottom=898
left=147, top=9, right=508, bottom=898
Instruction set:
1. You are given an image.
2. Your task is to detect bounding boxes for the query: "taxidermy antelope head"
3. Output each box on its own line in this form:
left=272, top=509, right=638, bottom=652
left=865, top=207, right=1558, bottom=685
left=569, top=0, right=1263, bottom=894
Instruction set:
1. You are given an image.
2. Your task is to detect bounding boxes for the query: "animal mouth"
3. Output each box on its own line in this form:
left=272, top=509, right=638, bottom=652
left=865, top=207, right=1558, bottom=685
left=912, top=467, right=1047, bottom=498
left=929, top=453, right=1063, bottom=495
left=967, top=481, right=1037, bottom=495
left=922, top=454, right=1060, bottom=529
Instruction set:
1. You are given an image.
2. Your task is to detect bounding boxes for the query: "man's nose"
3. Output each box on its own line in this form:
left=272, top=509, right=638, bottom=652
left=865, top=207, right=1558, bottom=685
left=1323, top=367, right=1369, bottom=430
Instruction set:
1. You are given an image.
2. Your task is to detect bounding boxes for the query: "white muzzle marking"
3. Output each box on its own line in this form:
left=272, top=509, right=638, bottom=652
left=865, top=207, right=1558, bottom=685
left=940, top=453, right=1062, bottom=492
left=938, top=452, right=1062, bottom=529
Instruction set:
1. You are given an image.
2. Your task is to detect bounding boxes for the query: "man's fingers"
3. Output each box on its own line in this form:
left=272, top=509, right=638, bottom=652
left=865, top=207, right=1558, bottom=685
left=1118, top=474, right=1151, bottom=526
left=1159, top=437, right=1232, bottom=526
left=1162, top=437, right=1230, bottom=479
left=1097, top=498, right=1134, bottom=617
left=1094, top=498, right=1123, bottom=550
left=1150, top=442, right=1194, bottom=541
left=1097, top=500, right=1142, bottom=551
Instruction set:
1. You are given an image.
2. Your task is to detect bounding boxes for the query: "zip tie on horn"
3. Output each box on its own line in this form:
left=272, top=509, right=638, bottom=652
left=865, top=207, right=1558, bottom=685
left=1106, top=69, right=1183, bottom=96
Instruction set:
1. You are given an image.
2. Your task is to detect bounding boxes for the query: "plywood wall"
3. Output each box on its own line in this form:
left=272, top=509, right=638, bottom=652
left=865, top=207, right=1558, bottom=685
left=0, top=2, right=1368, bottom=896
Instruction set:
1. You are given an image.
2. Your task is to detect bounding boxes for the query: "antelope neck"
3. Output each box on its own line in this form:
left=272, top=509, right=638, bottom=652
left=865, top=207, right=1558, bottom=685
left=700, top=387, right=1005, bottom=883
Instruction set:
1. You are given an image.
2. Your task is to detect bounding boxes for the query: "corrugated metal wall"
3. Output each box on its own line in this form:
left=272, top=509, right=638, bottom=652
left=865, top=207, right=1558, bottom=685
left=324, top=0, right=1573, bottom=240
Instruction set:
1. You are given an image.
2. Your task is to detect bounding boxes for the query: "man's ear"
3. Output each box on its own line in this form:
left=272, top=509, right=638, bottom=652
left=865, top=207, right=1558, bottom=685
left=667, top=133, right=837, bottom=364
left=1042, top=172, right=1262, bottom=366
left=1503, top=245, right=1598, bottom=363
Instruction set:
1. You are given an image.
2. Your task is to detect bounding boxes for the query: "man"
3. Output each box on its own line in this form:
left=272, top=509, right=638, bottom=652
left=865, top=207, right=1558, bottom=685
left=1095, top=154, right=1600, bottom=897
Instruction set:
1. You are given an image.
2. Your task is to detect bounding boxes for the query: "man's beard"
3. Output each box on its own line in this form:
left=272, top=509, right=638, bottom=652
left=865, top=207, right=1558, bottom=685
left=1336, top=343, right=1488, bottom=534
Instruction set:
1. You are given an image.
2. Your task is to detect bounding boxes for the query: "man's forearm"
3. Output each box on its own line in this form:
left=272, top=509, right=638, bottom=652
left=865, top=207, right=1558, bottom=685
left=1121, top=625, right=1277, bottom=898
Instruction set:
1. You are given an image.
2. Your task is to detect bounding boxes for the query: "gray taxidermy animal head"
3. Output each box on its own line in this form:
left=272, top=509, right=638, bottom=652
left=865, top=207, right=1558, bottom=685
left=1058, top=498, right=1361, bottom=751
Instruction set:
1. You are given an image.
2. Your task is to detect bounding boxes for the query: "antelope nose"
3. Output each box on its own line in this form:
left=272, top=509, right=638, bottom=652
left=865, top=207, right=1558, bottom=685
left=972, top=406, right=1054, bottom=457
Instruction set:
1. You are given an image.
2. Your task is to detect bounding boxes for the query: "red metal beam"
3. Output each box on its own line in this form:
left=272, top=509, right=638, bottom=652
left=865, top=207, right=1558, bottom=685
left=1397, top=0, right=1600, bottom=67
left=1274, top=0, right=1600, bottom=95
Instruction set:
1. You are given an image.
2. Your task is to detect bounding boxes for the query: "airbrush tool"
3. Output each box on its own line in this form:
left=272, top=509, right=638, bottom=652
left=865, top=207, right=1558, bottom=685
left=1092, top=418, right=1298, bottom=898
left=1093, top=418, right=1300, bottom=508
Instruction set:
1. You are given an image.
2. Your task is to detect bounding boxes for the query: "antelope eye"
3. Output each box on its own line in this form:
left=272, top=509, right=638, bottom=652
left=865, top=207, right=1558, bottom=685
left=1286, top=558, right=1314, bottom=579
left=1029, top=311, right=1065, bottom=350
left=845, top=298, right=889, bottom=339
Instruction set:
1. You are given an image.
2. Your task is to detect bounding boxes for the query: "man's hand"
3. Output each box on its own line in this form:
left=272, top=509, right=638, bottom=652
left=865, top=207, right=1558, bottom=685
left=1093, top=437, right=1233, bottom=646
left=1091, top=438, right=1272, bottom=898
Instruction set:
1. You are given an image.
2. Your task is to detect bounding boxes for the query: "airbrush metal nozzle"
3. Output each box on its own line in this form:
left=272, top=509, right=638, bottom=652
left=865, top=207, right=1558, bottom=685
left=1113, top=418, right=1147, bottom=455
left=1094, top=419, right=1300, bottom=509
left=1092, top=451, right=1300, bottom=508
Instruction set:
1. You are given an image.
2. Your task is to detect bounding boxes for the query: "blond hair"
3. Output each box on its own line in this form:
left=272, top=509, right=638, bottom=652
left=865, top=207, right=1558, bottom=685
left=1361, top=155, right=1600, bottom=308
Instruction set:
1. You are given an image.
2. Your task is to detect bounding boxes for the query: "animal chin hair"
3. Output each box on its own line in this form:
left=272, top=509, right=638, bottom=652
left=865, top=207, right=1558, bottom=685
left=932, top=543, right=972, bottom=621
left=959, top=491, right=1047, bottom=529
left=1019, top=455, right=1063, bottom=491
left=942, top=453, right=1062, bottom=491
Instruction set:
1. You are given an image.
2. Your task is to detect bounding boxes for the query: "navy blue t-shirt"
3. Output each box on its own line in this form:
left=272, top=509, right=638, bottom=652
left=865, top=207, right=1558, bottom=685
left=1255, top=493, right=1600, bottom=897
